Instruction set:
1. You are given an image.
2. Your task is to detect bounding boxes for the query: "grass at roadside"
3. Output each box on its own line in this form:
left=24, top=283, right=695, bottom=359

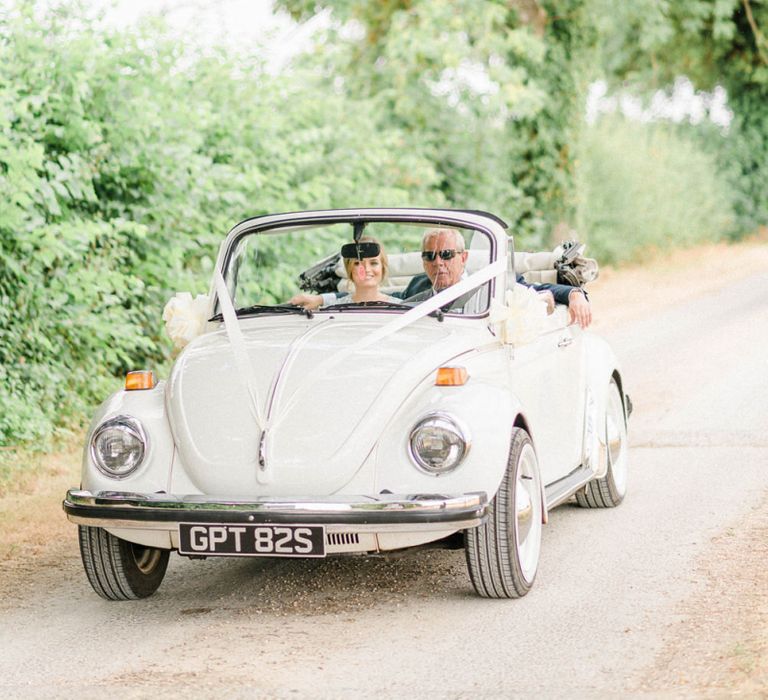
left=0, top=442, right=81, bottom=498
left=0, top=443, right=80, bottom=568
left=588, top=230, right=768, bottom=331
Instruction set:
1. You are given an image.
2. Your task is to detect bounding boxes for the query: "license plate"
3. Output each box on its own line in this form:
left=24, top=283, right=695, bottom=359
left=178, top=523, right=326, bottom=557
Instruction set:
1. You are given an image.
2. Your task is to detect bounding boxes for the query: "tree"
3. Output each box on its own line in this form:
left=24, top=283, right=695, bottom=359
left=277, top=0, right=601, bottom=244
left=590, top=0, right=768, bottom=233
left=0, top=1, right=443, bottom=444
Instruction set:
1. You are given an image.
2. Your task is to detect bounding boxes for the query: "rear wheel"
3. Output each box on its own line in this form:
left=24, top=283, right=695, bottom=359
left=576, top=378, right=628, bottom=508
left=465, top=428, right=543, bottom=598
left=78, top=526, right=170, bottom=600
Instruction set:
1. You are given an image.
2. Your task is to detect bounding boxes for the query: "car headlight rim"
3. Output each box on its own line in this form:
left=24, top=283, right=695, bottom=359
left=408, top=412, right=471, bottom=475
left=90, top=415, right=148, bottom=479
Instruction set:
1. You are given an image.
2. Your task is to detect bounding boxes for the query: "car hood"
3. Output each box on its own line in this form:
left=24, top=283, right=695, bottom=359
left=166, top=315, right=487, bottom=496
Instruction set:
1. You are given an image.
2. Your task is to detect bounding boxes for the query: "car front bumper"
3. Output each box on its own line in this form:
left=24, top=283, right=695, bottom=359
left=64, top=489, right=488, bottom=554
left=63, top=489, right=487, bottom=528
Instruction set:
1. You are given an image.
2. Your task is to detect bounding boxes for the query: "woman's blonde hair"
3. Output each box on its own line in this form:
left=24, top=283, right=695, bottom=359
left=342, top=235, right=389, bottom=282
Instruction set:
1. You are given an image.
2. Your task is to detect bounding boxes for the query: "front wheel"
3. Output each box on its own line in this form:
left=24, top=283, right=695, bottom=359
left=576, top=378, right=628, bottom=508
left=78, top=526, right=170, bottom=600
left=465, top=428, right=543, bottom=598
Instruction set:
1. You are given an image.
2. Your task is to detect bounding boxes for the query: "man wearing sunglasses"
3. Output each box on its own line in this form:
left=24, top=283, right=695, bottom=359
left=413, top=229, right=469, bottom=294
left=404, top=228, right=592, bottom=328
left=401, top=228, right=480, bottom=312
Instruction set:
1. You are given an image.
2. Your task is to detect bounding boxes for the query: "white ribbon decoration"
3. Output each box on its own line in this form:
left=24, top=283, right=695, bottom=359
left=162, top=292, right=210, bottom=349
left=213, top=270, right=273, bottom=484
left=488, top=283, right=549, bottom=345
left=212, top=257, right=506, bottom=479
left=270, top=258, right=506, bottom=429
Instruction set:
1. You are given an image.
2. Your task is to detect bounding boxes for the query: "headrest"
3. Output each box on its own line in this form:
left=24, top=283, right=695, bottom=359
left=333, top=246, right=597, bottom=287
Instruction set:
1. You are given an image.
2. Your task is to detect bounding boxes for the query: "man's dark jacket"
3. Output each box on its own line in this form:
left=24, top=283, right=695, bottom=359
left=398, top=274, right=581, bottom=304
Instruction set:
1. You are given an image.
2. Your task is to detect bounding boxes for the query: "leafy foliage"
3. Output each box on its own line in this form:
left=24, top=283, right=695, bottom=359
left=576, top=116, right=735, bottom=263
left=277, top=0, right=599, bottom=243
left=590, top=0, right=768, bottom=233
left=0, top=2, right=442, bottom=445
left=0, top=0, right=761, bottom=446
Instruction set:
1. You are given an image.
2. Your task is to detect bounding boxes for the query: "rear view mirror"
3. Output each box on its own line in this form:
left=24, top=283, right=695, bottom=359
left=341, top=242, right=380, bottom=259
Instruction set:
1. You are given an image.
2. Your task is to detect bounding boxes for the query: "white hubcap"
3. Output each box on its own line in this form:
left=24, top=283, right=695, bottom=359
left=515, top=444, right=542, bottom=583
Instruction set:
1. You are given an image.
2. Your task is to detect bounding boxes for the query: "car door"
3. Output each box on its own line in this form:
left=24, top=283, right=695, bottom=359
left=506, top=308, right=585, bottom=486
left=551, top=320, right=586, bottom=470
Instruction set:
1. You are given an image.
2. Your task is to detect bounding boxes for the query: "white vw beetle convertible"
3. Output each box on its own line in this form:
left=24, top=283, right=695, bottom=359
left=64, top=208, right=629, bottom=600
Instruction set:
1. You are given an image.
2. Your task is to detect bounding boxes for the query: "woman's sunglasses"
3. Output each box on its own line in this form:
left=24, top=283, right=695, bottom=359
left=421, top=249, right=461, bottom=262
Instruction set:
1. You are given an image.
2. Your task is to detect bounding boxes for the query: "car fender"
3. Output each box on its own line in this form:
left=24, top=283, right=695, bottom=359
left=507, top=410, right=549, bottom=525
left=81, top=382, right=175, bottom=495
left=581, top=333, right=626, bottom=478
left=372, top=346, right=520, bottom=502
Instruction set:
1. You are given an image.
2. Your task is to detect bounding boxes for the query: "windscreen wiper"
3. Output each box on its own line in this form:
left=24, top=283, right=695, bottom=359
left=210, top=304, right=314, bottom=322
left=325, top=301, right=409, bottom=312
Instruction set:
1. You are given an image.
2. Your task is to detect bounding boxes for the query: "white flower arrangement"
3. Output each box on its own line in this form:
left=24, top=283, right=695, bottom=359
left=162, top=292, right=211, bottom=349
left=488, top=284, right=548, bottom=345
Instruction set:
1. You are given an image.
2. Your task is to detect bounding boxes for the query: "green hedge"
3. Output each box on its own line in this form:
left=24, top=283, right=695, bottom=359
left=576, top=116, right=735, bottom=263
left=0, top=1, right=755, bottom=446
left=0, top=4, right=443, bottom=445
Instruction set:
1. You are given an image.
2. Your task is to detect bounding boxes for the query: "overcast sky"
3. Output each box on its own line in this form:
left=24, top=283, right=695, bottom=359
left=78, top=0, right=328, bottom=69
left=94, top=0, right=283, bottom=34
left=50, top=1, right=732, bottom=127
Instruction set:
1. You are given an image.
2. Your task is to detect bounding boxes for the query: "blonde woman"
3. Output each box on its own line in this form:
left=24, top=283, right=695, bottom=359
left=290, top=236, right=400, bottom=310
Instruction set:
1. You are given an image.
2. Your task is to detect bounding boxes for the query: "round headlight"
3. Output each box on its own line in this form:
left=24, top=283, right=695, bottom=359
left=90, top=416, right=147, bottom=478
left=408, top=413, right=470, bottom=475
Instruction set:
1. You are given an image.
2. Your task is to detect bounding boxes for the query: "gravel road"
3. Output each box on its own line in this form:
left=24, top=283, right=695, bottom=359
left=1, top=242, right=766, bottom=698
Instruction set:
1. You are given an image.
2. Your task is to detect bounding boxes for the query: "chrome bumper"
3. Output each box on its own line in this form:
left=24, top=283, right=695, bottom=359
left=63, top=489, right=488, bottom=528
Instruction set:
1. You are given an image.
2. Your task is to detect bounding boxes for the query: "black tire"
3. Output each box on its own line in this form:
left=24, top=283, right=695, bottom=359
left=78, top=526, right=170, bottom=601
left=465, top=428, right=543, bottom=599
left=576, top=378, right=628, bottom=508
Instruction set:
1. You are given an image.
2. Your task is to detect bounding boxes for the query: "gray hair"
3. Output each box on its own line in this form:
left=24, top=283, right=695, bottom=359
left=421, top=228, right=465, bottom=251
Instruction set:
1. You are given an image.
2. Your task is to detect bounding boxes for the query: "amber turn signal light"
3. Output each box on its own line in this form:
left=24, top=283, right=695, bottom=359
left=125, top=370, right=156, bottom=391
left=435, top=367, right=469, bottom=386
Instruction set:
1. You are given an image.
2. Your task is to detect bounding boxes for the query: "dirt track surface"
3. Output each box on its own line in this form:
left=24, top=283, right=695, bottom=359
left=1, top=238, right=767, bottom=697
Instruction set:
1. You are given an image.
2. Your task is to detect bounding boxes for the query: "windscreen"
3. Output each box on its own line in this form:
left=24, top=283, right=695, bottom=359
left=223, top=220, right=494, bottom=316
